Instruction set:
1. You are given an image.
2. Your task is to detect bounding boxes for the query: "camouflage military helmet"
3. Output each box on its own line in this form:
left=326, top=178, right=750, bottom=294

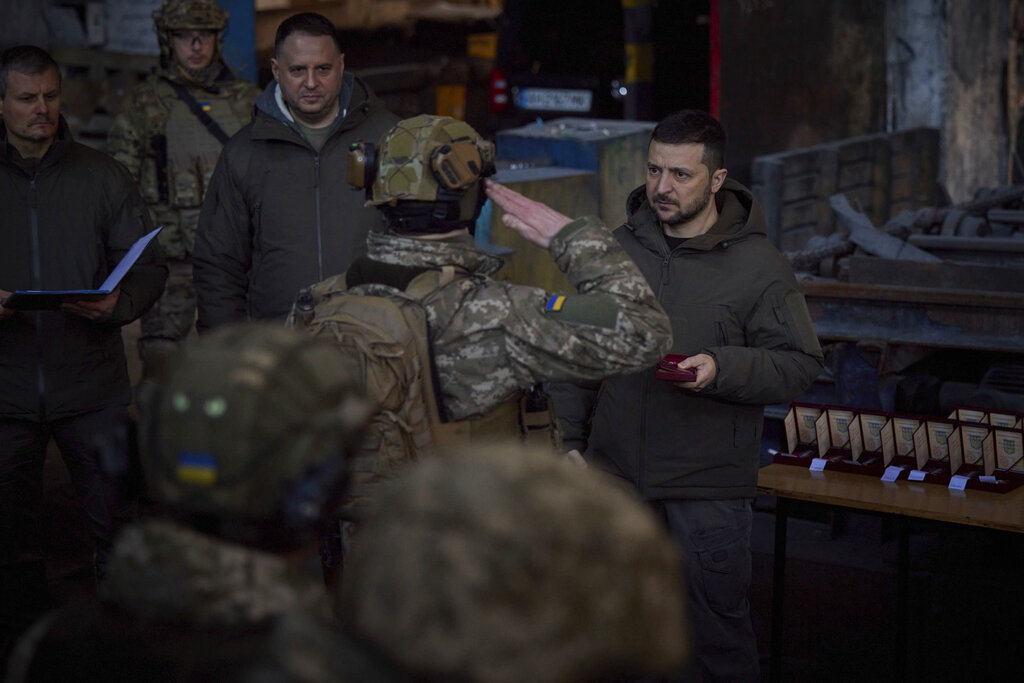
left=153, top=0, right=228, bottom=31
left=339, top=442, right=691, bottom=683
left=153, top=0, right=229, bottom=72
left=138, top=323, right=372, bottom=550
left=351, top=115, right=495, bottom=232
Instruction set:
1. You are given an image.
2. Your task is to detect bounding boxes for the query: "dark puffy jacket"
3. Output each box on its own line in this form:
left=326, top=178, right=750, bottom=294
left=193, top=74, right=399, bottom=330
left=0, top=119, right=167, bottom=420
left=551, top=179, right=823, bottom=500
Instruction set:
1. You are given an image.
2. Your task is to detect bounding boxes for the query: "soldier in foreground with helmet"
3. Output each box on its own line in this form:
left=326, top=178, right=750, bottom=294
left=106, top=0, right=260, bottom=382
left=5, top=325, right=407, bottom=683
left=340, top=113, right=672, bottom=425
left=340, top=442, right=694, bottom=683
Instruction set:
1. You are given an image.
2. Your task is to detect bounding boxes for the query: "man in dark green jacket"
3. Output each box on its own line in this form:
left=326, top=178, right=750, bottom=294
left=0, top=46, right=167, bottom=663
left=192, top=12, right=398, bottom=331
left=551, top=110, right=824, bottom=682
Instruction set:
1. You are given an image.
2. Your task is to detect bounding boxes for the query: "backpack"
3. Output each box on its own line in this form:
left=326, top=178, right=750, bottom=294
left=289, top=265, right=564, bottom=517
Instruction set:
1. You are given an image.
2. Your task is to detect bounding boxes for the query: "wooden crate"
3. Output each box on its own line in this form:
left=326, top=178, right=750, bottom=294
left=486, top=166, right=600, bottom=294
left=496, top=118, right=654, bottom=230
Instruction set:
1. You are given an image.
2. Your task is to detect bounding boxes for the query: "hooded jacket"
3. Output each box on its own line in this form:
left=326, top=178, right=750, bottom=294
left=193, top=73, right=399, bottom=330
left=552, top=179, right=823, bottom=500
left=0, top=118, right=167, bottom=421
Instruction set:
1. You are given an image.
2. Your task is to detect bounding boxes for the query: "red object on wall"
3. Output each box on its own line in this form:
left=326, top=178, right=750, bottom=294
left=709, top=0, right=720, bottom=118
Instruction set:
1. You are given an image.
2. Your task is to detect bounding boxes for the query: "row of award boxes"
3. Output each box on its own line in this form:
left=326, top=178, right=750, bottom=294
left=780, top=403, right=1024, bottom=493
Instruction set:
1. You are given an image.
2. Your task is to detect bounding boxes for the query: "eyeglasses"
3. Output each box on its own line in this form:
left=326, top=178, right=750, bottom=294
left=171, top=30, right=216, bottom=46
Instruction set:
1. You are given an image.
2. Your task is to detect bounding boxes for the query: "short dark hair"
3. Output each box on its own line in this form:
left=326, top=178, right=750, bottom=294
left=0, top=45, right=61, bottom=99
left=274, top=12, right=342, bottom=57
left=650, top=110, right=727, bottom=172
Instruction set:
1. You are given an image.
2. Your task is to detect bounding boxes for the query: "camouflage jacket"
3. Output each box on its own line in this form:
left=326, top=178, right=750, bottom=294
left=6, top=519, right=407, bottom=682
left=362, top=219, right=673, bottom=420
left=107, top=66, right=258, bottom=260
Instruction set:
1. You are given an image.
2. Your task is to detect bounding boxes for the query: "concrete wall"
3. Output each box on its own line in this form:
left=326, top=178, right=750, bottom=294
left=0, top=0, right=53, bottom=51
left=943, top=0, right=1009, bottom=201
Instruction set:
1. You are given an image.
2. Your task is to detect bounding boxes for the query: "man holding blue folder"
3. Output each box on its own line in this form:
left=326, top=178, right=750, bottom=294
left=0, top=46, right=167, bottom=663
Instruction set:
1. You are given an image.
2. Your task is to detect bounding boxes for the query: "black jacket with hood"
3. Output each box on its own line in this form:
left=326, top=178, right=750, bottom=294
left=0, top=118, right=167, bottom=421
left=193, top=73, right=398, bottom=330
left=551, top=179, right=823, bottom=500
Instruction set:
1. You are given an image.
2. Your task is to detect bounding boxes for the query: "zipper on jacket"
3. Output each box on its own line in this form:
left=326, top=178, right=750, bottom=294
left=29, top=175, right=47, bottom=419
left=660, top=254, right=671, bottom=289
left=637, top=371, right=650, bottom=496
left=313, top=154, right=324, bottom=281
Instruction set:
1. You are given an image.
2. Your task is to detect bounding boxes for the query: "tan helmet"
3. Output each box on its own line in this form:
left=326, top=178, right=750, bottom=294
left=339, top=442, right=691, bottom=683
left=152, top=0, right=229, bottom=70
left=347, top=114, right=496, bottom=233
left=137, top=323, right=373, bottom=551
left=153, top=0, right=228, bottom=31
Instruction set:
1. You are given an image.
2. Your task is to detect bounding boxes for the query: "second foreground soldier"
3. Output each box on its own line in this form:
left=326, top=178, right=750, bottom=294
left=341, top=442, right=692, bottom=683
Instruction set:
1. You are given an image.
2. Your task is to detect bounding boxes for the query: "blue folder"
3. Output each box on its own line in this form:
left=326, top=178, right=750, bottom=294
left=3, top=227, right=162, bottom=310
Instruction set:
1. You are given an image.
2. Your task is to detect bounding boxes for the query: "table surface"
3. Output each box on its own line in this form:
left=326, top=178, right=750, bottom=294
left=757, top=464, right=1024, bottom=534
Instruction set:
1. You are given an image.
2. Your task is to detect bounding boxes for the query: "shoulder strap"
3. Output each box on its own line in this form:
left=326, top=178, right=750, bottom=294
left=403, top=266, right=469, bottom=445
left=164, top=78, right=231, bottom=145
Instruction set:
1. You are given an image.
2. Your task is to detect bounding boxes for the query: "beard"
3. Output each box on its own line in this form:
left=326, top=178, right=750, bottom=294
left=654, top=180, right=712, bottom=227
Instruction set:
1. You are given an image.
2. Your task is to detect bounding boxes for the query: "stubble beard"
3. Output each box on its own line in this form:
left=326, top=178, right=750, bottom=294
left=657, top=181, right=712, bottom=227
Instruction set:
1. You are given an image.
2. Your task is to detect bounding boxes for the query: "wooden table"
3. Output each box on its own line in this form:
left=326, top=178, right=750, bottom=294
left=757, top=463, right=1024, bottom=682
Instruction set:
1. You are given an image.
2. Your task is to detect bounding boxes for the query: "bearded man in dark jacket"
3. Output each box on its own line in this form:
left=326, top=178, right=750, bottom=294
left=192, top=11, right=398, bottom=331
left=550, top=110, right=824, bottom=683
left=0, top=46, right=167, bottom=664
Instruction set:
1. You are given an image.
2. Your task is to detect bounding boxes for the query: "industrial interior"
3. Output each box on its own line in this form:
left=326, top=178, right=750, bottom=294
left=2, top=1, right=1024, bottom=681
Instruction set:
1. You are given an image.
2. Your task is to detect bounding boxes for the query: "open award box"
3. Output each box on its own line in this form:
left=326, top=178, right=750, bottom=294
left=779, top=403, right=886, bottom=475
left=778, top=402, right=1024, bottom=492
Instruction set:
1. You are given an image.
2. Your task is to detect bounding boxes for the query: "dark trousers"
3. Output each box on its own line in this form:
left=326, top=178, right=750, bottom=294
left=654, top=498, right=759, bottom=683
left=0, top=406, right=135, bottom=656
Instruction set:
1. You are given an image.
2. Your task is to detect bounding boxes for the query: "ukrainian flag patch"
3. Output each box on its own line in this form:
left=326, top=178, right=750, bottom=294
left=176, top=451, right=218, bottom=485
left=545, top=294, right=567, bottom=312
left=200, top=101, right=212, bottom=112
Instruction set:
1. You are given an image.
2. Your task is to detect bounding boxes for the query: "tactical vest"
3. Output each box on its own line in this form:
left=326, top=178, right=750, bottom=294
left=291, top=266, right=562, bottom=517
left=133, top=79, right=251, bottom=259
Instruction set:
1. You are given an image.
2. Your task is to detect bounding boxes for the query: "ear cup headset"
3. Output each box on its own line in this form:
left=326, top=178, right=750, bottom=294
left=346, top=115, right=496, bottom=234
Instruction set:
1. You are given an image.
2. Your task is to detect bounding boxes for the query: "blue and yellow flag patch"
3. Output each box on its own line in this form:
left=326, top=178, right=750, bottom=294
left=200, top=101, right=212, bottom=112
left=545, top=295, right=566, bottom=312
left=176, top=451, right=218, bottom=485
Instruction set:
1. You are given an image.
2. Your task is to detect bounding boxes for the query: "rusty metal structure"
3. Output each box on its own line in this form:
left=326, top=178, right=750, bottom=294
left=753, top=131, right=1024, bottom=417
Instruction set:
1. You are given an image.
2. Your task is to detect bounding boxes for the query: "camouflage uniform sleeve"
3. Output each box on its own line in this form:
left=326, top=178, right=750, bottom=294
left=105, top=89, right=150, bottom=182
left=455, top=217, right=671, bottom=383
left=538, top=215, right=673, bottom=376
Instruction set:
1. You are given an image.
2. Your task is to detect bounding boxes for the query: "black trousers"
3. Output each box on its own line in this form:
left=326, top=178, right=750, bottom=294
left=0, top=406, right=135, bottom=654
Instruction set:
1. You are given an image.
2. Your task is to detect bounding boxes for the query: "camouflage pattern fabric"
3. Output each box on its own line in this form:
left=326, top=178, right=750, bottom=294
left=102, top=519, right=326, bottom=627
left=368, top=114, right=495, bottom=206
left=5, top=518, right=408, bottom=683
left=340, top=442, right=690, bottom=683
left=138, top=259, right=194, bottom=358
left=107, top=72, right=258, bottom=357
left=362, top=219, right=672, bottom=420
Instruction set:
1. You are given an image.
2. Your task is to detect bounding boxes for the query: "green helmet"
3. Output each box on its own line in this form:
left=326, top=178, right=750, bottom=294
left=138, top=323, right=372, bottom=550
left=349, top=114, right=496, bottom=233
left=340, top=442, right=691, bottom=683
